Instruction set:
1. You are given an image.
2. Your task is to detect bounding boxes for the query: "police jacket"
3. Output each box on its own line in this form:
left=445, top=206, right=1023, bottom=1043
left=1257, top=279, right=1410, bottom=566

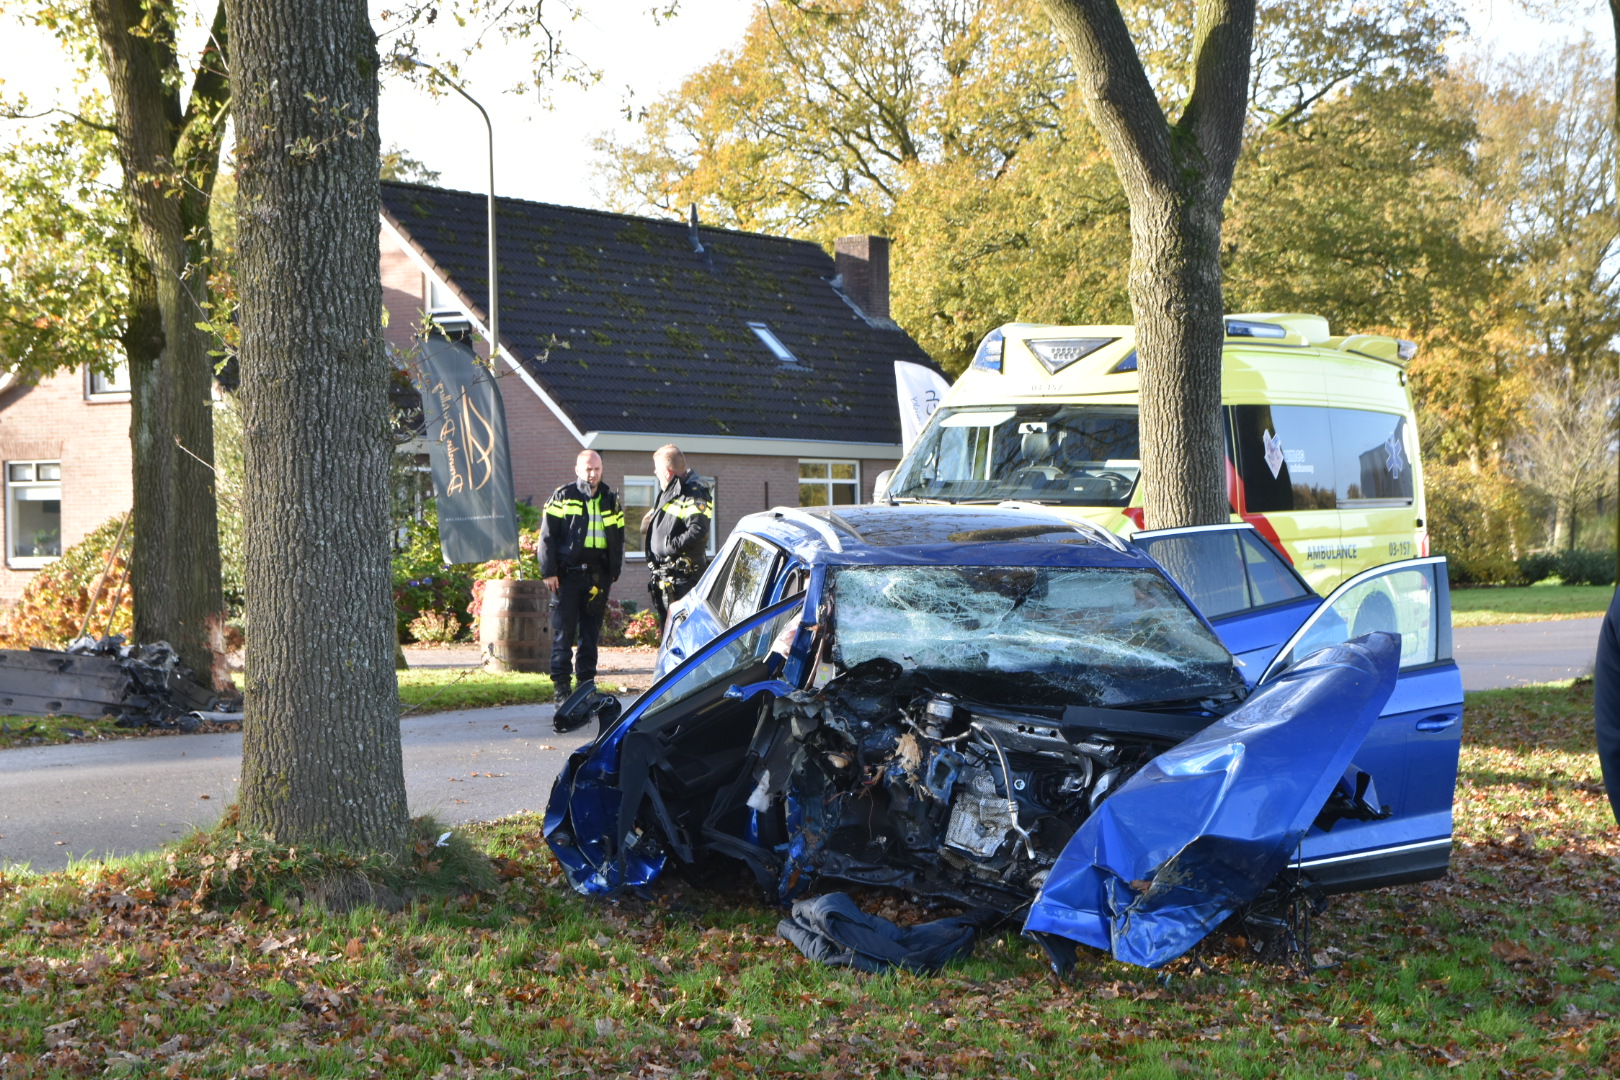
left=540, top=480, right=625, bottom=581
left=645, top=470, right=712, bottom=568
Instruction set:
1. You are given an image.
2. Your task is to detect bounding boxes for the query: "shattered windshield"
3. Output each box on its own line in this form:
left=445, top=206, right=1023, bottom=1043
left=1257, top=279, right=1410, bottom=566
left=830, top=565, right=1241, bottom=707
left=887, top=404, right=1140, bottom=506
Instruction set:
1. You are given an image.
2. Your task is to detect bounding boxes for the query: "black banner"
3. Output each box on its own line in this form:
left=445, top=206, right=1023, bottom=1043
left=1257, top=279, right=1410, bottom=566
left=412, top=337, right=520, bottom=564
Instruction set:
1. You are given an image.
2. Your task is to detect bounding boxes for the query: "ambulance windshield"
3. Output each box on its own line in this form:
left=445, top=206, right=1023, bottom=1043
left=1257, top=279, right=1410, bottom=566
left=888, top=404, right=1141, bottom=507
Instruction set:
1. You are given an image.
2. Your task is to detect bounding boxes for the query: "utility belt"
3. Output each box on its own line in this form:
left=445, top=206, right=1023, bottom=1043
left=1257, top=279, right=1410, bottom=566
left=648, top=555, right=706, bottom=582
left=562, top=562, right=608, bottom=579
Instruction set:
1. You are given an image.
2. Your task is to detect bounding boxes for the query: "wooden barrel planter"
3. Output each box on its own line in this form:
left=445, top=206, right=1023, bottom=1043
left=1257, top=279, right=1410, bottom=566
left=479, top=579, right=552, bottom=673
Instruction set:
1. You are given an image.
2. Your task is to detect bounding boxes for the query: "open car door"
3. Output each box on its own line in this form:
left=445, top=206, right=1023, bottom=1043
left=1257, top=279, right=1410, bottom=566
left=1260, top=556, right=1462, bottom=894
left=547, top=593, right=811, bottom=895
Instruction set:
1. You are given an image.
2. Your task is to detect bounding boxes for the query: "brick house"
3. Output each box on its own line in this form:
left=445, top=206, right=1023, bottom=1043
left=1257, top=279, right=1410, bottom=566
left=0, top=183, right=942, bottom=607
left=379, top=180, right=942, bottom=602
left=0, top=367, right=133, bottom=602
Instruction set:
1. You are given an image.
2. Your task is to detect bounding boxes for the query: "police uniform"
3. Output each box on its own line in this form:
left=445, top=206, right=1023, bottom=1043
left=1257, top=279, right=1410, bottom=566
left=540, top=479, right=625, bottom=695
left=645, top=469, right=712, bottom=628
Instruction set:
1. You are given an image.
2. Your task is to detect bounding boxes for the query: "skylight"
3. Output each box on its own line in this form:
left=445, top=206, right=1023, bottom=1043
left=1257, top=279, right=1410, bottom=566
left=747, top=321, right=798, bottom=363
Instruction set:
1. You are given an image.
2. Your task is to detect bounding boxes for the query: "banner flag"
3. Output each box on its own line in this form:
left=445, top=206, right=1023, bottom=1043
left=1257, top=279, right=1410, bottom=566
left=895, top=360, right=951, bottom=452
left=412, top=337, right=520, bottom=564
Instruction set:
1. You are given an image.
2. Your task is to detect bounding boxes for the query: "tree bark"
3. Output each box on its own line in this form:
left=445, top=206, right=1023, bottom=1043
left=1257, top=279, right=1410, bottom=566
left=90, top=0, right=228, bottom=686
left=228, top=0, right=408, bottom=851
left=1039, top=0, right=1253, bottom=529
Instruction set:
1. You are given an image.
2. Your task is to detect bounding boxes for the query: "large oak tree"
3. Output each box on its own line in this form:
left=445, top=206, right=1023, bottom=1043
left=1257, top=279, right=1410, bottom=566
left=226, top=0, right=407, bottom=849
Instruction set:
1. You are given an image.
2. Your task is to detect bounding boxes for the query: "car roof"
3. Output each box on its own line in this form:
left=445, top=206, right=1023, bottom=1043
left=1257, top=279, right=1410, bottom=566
left=731, top=504, right=1155, bottom=570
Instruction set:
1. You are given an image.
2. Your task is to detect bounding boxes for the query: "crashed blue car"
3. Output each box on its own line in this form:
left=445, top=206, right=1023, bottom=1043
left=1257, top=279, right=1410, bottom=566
left=545, top=507, right=1461, bottom=969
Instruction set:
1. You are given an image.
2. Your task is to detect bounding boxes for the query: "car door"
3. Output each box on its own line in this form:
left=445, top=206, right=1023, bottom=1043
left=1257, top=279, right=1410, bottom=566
left=547, top=593, right=813, bottom=895
left=658, top=533, right=786, bottom=677
left=1133, top=523, right=1320, bottom=682
left=1258, top=556, right=1461, bottom=893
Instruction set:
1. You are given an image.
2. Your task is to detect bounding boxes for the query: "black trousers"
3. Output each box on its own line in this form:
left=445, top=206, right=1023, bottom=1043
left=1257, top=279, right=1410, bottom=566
left=550, top=569, right=610, bottom=684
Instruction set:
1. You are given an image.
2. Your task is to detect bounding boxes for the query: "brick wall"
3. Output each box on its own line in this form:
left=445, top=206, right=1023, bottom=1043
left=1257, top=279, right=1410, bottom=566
left=0, top=369, right=133, bottom=603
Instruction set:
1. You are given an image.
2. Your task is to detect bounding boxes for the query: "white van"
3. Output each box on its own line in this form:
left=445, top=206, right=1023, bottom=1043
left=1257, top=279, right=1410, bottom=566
left=881, top=313, right=1425, bottom=594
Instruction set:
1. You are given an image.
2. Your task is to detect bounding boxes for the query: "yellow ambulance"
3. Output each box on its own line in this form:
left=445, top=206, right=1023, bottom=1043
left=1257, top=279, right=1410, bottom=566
left=880, top=313, right=1425, bottom=594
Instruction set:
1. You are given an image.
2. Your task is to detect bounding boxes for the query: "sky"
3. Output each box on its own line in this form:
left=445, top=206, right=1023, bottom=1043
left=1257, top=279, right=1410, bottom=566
left=0, top=0, right=1613, bottom=214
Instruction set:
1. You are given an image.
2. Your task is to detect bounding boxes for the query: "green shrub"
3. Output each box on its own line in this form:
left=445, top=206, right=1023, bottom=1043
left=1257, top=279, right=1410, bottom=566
left=1425, top=461, right=1528, bottom=585
left=391, top=501, right=476, bottom=643
left=1554, top=549, right=1616, bottom=586
left=1516, top=552, right=1560, bottom=584
left=407, top=609, right=464, bottom=644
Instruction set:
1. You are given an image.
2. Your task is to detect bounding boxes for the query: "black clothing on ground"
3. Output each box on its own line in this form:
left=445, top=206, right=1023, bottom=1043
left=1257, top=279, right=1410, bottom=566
left=1593, top=587, right=1620, bottom=824
left=550, top=569, right=610, bottom=684
left=645, top=470, right=712, bottom=627
left=775, top=892, right=999, bottom=975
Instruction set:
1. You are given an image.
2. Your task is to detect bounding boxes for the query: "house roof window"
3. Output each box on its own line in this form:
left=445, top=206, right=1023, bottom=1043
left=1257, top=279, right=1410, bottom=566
left=747, top=321, right=798, bottom=364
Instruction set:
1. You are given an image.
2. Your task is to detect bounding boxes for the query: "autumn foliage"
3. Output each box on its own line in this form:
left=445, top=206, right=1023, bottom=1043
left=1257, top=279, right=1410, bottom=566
left=0, top=514, right=133, bottom=649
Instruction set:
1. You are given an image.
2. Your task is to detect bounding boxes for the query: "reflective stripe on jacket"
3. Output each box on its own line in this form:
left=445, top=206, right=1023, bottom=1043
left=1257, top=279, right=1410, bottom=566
left=646, top=471, right=712, bottom=567
left=540, top=481, right=625, bottom=580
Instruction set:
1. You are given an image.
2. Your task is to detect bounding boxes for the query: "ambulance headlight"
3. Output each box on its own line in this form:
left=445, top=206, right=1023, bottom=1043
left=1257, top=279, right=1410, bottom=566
left=971, top=328, right=1005, bottom=372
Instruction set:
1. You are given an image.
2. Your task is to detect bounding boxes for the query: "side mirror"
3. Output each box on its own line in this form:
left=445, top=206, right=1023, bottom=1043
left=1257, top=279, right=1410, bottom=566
left=872, top=469, right=894, bottom=503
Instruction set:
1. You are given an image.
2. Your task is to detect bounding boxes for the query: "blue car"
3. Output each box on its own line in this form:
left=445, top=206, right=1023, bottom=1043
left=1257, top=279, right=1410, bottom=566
left=547, top=506, right=1461, bottom=969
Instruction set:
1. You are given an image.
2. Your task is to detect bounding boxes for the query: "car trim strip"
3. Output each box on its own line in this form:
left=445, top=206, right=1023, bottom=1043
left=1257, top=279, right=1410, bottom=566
left=1287, top=837, right=1451, bottom=869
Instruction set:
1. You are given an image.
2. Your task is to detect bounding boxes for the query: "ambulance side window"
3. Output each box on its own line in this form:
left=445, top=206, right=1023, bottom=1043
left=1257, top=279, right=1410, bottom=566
left=1331, top=411, right=1414, bottom=504
left=1230, top=405, right=1338, bottom=513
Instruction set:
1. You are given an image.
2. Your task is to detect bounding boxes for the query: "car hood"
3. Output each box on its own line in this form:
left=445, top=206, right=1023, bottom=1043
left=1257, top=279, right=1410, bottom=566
left=1023, top=632, right=1399, bottom=969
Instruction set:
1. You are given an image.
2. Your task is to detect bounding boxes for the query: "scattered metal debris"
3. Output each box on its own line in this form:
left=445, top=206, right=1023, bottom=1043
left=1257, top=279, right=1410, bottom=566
left=0, top=636, right=240, bottom=731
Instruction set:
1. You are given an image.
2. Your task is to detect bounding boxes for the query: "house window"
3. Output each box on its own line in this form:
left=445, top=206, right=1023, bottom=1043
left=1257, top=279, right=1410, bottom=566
left=87, top=361, right=132, bottom=400
left=747, top=321, right=798, bottom=363
left=623, top=473, right=719, bottom=556
left=799, top=460, right=859, bottom=506
left=622, top=475, right=658, bottom=555
left=6, top=460, right=63, bottom=568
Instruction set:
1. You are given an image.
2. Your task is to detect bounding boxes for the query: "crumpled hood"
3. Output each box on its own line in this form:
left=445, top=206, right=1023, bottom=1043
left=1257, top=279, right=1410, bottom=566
left=1024, top=632, right=1400, bottom=969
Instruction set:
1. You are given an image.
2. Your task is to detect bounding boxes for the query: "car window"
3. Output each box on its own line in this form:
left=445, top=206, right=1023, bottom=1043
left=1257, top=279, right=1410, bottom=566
left=641, top=598, right=805, bottom=720
left=1265, top=561, right=1441, bottom=678
left=713, top=536, right=779, bottom=627
left=1134, top=526, right=1312, bottom=619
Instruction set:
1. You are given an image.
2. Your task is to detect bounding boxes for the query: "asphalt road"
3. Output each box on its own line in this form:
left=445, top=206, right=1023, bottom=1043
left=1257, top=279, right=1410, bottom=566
left=0, top=618, right=1604, bottom=873
left=0, top=702, right=596, bottom=873
left=1452, top=616, right=1601, bottom=692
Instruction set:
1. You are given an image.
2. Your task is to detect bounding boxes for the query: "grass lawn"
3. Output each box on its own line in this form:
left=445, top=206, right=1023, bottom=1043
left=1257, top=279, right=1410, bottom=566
left=1450, top=583, right=1613, bottom=627
left=0, top=682, right=1615, bottom=1077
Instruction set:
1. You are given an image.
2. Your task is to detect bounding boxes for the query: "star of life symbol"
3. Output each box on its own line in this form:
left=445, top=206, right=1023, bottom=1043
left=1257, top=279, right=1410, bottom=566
left=1385, top=429, right=1406, bottom=479
left=1262, top=429, right=1285, bottom=479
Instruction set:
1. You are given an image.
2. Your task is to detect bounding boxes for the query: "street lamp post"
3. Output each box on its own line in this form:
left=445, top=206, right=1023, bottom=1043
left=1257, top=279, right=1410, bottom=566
left=408, top=60, right=498, bottom=365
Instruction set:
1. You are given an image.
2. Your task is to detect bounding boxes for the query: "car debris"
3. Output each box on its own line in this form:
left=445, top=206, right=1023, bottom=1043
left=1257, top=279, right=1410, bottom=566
left=776, top=892, right=1000, bottom=975
left=0, top=636, right=238, bottom=731
left=546, top=505, right=1462, bottom=971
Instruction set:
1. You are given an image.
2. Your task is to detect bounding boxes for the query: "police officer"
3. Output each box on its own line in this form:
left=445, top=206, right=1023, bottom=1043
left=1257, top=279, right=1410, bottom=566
left=645, top=444, right=712, bottom=630
left=540, top=449, right=625, bottom=703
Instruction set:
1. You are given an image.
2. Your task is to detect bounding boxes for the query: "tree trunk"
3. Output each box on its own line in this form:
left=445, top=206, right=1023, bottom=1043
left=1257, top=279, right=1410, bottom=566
left=91, top=0, right=228, bottom=687
left=1039, top=0, right=1253, bottom=530
left=1129, top=187, right=1230, bottom=527
left=229, top=0, right=408, bottom=851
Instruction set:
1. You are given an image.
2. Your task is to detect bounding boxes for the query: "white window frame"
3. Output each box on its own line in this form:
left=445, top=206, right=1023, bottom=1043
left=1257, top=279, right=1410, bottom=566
left=798, top=458, right=861, bottom=507
left=6, top=459, right=63, bottom=569
left=425, top=272, right=462, bottom=317
left=85, top=361, right=132, bottom=402
left=747, top=321, right=798, bottom=364
left=624, top=473, right=719, bottom=558
left=621, top=474, right=659, bottom=559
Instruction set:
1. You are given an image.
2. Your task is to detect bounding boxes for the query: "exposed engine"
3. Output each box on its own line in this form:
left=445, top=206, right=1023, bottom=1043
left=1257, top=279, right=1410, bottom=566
left=768, top=665, right=1183, bottom=911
